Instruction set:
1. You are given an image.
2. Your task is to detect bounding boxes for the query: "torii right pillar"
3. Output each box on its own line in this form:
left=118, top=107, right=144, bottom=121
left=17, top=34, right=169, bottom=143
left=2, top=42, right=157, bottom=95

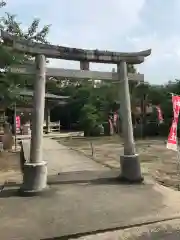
left=117, top=61, right=143, bottom=182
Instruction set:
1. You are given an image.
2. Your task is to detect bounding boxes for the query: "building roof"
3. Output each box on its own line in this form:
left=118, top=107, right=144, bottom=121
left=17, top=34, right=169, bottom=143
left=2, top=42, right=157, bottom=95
left=18, top=89, right=69, bottom=100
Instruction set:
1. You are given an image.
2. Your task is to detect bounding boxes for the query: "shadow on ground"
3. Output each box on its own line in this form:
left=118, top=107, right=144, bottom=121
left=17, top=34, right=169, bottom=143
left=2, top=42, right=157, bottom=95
left=39, top=219, right=180, bottom=240
left=41, top=228, right=180, bottom=240
left=0, top=170, right=151, bottom=198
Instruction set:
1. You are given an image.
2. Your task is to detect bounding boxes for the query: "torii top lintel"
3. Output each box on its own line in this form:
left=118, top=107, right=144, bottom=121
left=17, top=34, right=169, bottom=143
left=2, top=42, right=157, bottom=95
left=1, top=30, right=151, bottom=64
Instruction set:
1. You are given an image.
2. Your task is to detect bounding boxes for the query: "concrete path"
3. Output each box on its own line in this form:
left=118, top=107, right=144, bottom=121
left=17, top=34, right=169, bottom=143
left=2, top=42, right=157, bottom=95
left=1, top=138, right=180, bottom=239
left=43, top=138, right=107, bottom=175
left=22, top=137, right=107, bottom=175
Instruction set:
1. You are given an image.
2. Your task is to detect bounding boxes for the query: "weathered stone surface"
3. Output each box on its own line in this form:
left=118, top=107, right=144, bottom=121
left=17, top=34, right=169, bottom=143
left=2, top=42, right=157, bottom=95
left=0, top=30, right=151, bottom=64
left=19, top=161, right=47, bottom=195
left=20, top=139, right=48, bottom=195
left=120, top=154, right=143, bottom=182
left=10, top=65, right=144, bottom=81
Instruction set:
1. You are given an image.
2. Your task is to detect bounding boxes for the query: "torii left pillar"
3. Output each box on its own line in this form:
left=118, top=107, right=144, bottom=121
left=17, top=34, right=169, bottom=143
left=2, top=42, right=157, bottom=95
left=20, top=54, right=48, bottom=195
left=118, top=61, right=143, bottom=183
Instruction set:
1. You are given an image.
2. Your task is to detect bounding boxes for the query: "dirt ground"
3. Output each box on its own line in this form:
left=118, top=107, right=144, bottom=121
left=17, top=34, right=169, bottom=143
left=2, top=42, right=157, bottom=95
left=1, top=136, right=180, bottom=190
left=58, top=136, right=180, bottom=191
left=0, top=151, right=22, bottom=184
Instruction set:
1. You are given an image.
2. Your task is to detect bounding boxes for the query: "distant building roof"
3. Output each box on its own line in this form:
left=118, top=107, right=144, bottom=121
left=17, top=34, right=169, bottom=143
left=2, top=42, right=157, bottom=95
left=17, top=89, right=70, bottom=100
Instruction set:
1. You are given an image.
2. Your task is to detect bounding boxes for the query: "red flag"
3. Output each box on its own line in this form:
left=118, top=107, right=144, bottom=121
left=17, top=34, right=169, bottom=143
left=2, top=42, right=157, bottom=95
left=15, top=116, right=21, bottom=134
left=156, top=105, right=163, bottom=123
left=167, top=95, right=180, bottom=151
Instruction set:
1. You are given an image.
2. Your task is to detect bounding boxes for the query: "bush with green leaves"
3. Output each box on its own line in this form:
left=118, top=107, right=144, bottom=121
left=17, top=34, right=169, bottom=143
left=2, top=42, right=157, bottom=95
left=80, top=104, right=101, bottom=136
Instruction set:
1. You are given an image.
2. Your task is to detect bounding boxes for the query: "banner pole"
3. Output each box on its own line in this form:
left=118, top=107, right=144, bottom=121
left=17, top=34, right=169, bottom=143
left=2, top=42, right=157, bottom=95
left=177, top=143, right=180, bottom=191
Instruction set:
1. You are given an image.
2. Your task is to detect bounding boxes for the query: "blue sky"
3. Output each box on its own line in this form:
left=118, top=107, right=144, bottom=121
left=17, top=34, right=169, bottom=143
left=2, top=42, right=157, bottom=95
left=2, top=0, right=180, bottom=84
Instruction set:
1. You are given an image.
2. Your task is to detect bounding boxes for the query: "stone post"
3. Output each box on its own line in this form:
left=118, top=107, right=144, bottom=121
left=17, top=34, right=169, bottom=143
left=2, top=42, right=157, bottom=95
left=80, top=60, right=91, bottom=84
left=80, top=61, right=89, bottom=70
left=20, top=54, right=48, bottom=195
left=117, top=61, right=143, bottom=182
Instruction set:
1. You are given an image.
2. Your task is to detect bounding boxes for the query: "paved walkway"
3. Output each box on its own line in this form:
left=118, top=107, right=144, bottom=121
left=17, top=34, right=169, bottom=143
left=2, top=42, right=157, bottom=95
left=43, top=138, right=106, bottom=175
left=1, top=138, right=180, bottom=239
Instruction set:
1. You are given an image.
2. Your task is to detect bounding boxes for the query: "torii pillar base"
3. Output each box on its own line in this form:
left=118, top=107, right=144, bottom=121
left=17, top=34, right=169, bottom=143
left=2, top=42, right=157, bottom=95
left=120, top=154, right=144, bottom=183
left=19, top=161, right=48, bottom=196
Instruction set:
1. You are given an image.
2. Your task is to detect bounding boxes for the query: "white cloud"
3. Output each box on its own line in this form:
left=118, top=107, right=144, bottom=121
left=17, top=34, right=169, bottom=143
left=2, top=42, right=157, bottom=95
left=127, top=33, right=180, bottom=83
left=5, top=0, right=146, bottom=71
left=46, top=0, right=146, bottom=70
left=48, top=0, right=145, bottom=48
left=7, top=0, right=180, bottom=83
left=127, top=33, right=180, bottom=64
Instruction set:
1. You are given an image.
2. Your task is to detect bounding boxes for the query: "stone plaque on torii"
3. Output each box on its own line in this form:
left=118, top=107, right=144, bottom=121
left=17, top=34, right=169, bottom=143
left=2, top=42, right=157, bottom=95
left=0, top=30, right=151, bottom=195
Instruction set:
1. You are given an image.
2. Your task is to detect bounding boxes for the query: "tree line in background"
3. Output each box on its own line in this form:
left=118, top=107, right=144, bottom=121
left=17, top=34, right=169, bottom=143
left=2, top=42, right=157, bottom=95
left=0, top=1, right=179, bottom=138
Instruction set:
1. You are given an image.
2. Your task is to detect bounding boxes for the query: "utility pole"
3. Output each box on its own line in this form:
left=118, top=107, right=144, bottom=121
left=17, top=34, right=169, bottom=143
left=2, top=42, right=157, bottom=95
left=118, top=61, right=143, bottom=182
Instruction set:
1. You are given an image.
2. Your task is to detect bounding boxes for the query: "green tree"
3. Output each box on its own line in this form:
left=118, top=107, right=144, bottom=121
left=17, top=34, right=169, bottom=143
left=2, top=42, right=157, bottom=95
left=0, top=1, right=50, bottom=105
left=80, top=103, right=101, bottom=136
left=127, top=64, right=136, bottom=73
left=0, top=0, right=6, bottom=8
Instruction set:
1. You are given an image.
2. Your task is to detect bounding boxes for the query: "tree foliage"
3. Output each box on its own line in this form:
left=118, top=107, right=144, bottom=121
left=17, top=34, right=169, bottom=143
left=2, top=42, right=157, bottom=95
left=0, top=1, right=50, bottom=105
left=0, top=0, right=6, bottom=8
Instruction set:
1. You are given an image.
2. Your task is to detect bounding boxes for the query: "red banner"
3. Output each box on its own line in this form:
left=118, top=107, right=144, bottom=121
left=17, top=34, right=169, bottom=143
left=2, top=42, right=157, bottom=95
left=167, top=95, right=180, bottom=151
left=15, top=116, right=21, bottom=134
left=156, top=105, right=163, bottom=123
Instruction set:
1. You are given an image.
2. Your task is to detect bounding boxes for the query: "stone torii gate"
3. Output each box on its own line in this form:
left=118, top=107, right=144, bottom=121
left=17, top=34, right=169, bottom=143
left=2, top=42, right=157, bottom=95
left=1, top=30, right=151, bottom=195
